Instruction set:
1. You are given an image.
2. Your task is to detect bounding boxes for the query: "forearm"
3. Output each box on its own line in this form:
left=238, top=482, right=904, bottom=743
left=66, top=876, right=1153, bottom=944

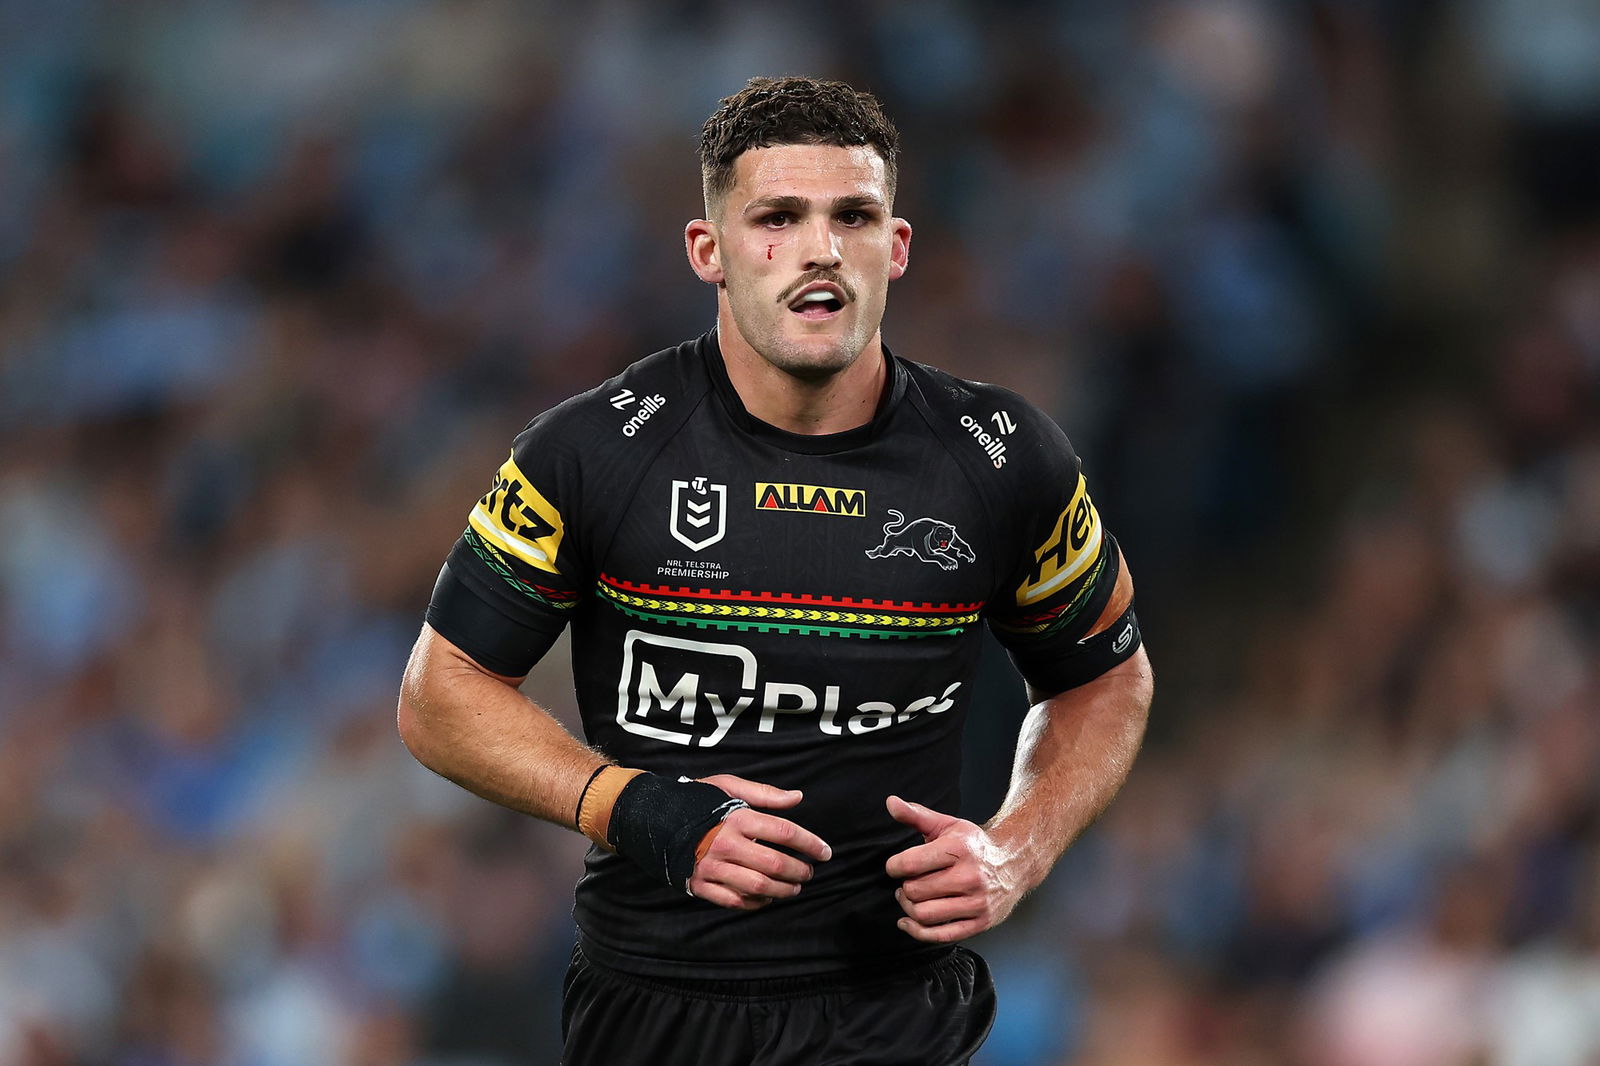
left=398, top=624, right=832, bottom=905
left=397, top=624, right=603, bottom=829
left=985, top=645, right=1153, bottom=893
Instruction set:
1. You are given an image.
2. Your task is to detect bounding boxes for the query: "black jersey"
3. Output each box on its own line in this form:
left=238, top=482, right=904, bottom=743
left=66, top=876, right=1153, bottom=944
left=428, top=331, right=1141, bottom=979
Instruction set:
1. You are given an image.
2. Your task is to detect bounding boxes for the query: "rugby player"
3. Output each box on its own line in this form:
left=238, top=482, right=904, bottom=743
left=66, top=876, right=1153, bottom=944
left=399, top=75, right=1154, bottom=1065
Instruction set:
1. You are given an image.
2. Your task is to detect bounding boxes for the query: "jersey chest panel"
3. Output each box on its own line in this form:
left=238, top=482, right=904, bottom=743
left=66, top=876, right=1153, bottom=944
left=573, top=411, right=995, bottom=766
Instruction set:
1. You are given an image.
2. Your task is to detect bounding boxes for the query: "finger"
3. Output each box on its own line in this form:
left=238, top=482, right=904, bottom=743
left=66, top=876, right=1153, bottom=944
left=897, top=916, right=987, bottom=943
left=885, top=795, right=959, bottom=838
left=726, top=809, right=832, bottom=862
left=895, top=888, right=982, bottom=926
left=705, top=834, right=815, bottom=885
left=884, top=839, right=961, bottom=880
left=701, top=774, right=804, bottom=809
left=698, top=860, right=805, bottom=901
left=689, top=880, right=774, bottom=911
left=896, top=867, right=981, bottom=903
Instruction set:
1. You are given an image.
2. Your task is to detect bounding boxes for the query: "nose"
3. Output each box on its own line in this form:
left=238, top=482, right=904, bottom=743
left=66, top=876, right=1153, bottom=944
left=801, top=218, right=841, bottom=271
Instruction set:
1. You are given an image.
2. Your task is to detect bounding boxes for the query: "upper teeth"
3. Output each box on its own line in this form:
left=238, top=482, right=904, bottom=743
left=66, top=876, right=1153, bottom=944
left=799, top=291, right=835, bottom=304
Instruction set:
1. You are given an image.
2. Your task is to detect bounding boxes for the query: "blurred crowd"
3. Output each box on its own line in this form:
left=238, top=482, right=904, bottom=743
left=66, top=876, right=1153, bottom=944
left=1, top=1, right=1597, bottom=1064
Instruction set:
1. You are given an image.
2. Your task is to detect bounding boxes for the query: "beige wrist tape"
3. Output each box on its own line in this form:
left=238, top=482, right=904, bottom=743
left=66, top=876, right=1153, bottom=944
left=576, top=766, right=645, bottom=849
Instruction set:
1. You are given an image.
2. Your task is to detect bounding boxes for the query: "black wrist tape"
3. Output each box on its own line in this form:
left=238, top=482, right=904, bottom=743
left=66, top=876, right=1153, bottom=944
left=607, top=774, right=749, bottom=894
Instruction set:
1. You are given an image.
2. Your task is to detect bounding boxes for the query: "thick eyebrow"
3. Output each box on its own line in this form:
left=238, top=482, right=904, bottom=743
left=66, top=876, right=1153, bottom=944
left=744, top=194, right=809, bottom=217
left=830, top=194, right=884, bottom=214
left=743, top=193, right=886, bottom=218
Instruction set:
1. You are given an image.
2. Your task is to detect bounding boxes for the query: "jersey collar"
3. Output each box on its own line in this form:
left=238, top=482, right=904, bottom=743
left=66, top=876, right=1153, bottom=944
left=699, top=328, right=908, bottom=455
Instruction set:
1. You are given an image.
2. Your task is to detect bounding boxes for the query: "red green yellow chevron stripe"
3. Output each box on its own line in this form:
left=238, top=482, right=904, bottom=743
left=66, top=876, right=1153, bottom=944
left=990, top=550, right=1105, bottom=636
left=597, top=574, right=979, bottom=639
left=465, top=529, right=581, bottom=611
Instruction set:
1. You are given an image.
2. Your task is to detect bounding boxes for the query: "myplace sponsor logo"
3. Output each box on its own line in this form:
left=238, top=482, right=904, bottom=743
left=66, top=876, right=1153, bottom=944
left=617, top=631, right=962, bottom=747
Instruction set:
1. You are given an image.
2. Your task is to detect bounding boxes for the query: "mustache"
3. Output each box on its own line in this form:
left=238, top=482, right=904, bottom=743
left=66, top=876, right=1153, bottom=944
left=776, top=270, right=857, bottom=306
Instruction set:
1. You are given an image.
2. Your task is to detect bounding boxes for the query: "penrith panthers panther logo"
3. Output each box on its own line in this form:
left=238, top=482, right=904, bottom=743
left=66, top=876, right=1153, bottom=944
left=865, top=510, right=976, bottom=571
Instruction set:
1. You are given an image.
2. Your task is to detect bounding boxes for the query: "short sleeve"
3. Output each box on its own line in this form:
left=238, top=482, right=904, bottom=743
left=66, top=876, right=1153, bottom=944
left=426, top=413, right=588, bottom=673
left=985, top=422, right=1140, bottom=695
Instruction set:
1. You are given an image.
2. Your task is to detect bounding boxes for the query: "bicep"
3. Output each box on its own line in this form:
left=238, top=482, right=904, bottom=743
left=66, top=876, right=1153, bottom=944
left=413, top=621, right=529, bottom=690
left=424, top=561, right=564, bottom=678
left=399, top=622, right=526, bottom=735
left=1025, top=641, right=1152, bottom=708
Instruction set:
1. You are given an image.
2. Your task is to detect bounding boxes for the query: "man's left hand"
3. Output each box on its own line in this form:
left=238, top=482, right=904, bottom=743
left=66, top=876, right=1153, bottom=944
left=883, top=795, right=1021, bottom=943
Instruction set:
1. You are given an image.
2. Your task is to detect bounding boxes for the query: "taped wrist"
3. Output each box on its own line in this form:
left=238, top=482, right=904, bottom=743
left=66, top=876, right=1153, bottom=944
left=605, top=773, right=750, bottom=894
left=575, top=765, right=645, bottom=847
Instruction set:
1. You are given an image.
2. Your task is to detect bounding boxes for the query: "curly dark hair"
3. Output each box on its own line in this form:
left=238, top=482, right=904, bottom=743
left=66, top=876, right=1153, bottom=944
left=697, top=76, right=900, bottom=214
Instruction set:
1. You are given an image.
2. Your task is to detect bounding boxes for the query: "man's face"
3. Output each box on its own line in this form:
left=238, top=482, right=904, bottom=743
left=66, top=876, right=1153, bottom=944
left=688, top=144, right=911, bottom=381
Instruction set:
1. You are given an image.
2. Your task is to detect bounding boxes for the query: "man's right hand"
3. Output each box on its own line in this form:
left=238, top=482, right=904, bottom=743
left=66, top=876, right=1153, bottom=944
left=690, top=775, right=833, bottom=910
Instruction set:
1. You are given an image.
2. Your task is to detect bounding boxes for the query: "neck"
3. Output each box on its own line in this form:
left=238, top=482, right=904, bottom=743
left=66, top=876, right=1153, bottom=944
left=715, top=311, right=888, bottom=436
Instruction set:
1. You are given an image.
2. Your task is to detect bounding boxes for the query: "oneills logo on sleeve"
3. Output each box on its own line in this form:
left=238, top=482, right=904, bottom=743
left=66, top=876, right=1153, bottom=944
left=468, top=452, right=565, bottom=574
left=1016, top=474, right=1102, bottom=606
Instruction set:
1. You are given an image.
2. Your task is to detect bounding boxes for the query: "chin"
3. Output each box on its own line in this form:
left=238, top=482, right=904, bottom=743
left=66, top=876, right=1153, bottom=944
left=765, top=336, right=861, bottom=380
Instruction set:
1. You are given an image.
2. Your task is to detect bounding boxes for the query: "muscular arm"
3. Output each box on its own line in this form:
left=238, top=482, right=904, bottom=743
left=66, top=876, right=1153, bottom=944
left=397, top=623, right=602, bottom=826
left=398, top=622, right=832, bottom=906
left=886, top=645, right=1153, bottom=941
left=991, top=645, right=1152, bottom=889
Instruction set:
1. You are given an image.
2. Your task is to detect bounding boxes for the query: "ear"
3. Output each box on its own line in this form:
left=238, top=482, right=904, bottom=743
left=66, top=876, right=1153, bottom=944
left=888, top=217, right=912, bottom=281
left=685, top=219, right=724, bottom=285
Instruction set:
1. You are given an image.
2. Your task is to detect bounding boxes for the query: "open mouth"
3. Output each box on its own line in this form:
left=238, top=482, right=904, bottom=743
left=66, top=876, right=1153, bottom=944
left=788, top=288, right=845, bottom=319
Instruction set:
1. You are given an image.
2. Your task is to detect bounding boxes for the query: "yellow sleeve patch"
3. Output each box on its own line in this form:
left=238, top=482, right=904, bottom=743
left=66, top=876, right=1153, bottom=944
left=1016, top=473, right=1103, bottom=606
left=466, top=451, right=566, bottom=575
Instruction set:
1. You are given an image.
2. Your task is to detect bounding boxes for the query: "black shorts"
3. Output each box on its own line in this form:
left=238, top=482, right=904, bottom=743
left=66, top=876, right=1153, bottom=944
left=560, top=944, right=996, bottom=1066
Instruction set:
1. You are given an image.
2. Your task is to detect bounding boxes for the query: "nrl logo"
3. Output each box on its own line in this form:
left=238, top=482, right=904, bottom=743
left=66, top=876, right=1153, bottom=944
left=670, top=476, right=727, bottom=551
left=865, top=510, right=975, bottom=571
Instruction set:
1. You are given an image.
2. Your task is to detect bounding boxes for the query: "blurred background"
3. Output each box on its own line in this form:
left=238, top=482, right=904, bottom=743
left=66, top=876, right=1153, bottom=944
left=2, top=0, right=1599, bottom=1063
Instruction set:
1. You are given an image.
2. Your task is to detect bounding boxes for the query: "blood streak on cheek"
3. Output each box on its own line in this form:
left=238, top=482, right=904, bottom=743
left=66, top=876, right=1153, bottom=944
left=767, top=245, right=773, bottom=260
